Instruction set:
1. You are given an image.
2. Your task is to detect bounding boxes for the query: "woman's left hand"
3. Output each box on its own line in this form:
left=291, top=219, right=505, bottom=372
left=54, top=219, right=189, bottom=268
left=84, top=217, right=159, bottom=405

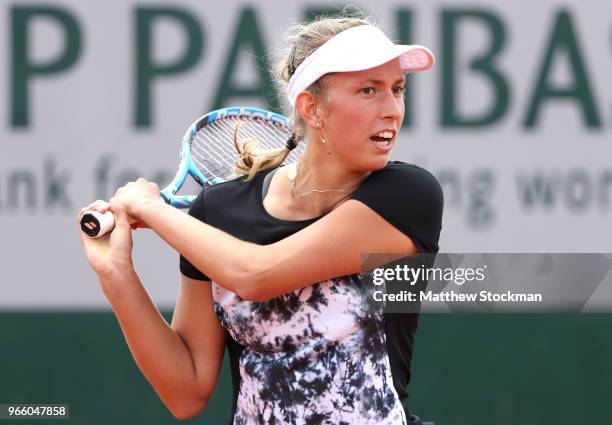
left=111, top=178, right=163, bottom=220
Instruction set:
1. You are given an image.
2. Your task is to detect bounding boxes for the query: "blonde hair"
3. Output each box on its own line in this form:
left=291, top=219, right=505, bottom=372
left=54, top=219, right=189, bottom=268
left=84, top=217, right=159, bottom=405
left=234, top=12, right=375, bottom=181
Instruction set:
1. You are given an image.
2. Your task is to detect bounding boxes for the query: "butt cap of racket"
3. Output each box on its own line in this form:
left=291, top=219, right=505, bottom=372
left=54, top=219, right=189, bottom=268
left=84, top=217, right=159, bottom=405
left=80, top=211, right=115, bottom=238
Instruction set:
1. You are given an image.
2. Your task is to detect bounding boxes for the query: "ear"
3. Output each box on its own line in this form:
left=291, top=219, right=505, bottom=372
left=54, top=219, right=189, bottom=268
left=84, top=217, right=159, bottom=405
left=295, top=91, right=322, bottom=129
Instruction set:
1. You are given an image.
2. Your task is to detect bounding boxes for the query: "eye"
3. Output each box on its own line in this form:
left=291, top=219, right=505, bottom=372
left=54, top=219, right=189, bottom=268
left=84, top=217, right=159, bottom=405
left=360, top=87, right=376, bottom=96
left=392, top=86, right=405, bottom=97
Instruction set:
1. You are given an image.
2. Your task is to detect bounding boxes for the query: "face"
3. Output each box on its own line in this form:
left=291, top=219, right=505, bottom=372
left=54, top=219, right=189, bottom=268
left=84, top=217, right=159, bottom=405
left=317, top=58, right=405, bottom=172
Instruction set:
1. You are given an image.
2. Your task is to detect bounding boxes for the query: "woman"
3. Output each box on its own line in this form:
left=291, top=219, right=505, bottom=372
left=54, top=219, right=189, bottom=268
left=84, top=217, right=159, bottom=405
left=79, top=15, right=442, bottom=425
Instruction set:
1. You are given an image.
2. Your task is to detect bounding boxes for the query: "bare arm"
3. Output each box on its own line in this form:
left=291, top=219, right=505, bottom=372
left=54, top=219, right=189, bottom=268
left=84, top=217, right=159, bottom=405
left=80, top=203, right=225, bottom=419
left=100, top=271, right=225, bottom=419
left=133, top=197, right=417, bottom=301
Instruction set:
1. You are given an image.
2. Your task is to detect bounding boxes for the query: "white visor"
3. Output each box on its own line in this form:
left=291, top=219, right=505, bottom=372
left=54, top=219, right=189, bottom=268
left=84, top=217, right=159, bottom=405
left=287, top=24, right=435, bottom=106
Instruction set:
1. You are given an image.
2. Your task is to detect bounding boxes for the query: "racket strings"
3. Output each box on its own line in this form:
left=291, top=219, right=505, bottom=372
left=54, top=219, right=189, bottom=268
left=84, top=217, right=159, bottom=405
left=228, top=118, right=300, bottom=165
left=191, top=133, right=240, bottom=181
left=236, top=119, right=303, bottom=162
left=191, top=122, right=242, bottom=180
left=218, top=118, right=286, bottom=154
left=194, top=129, right=236, bottom=166
left=190, top=144, right=231, bottom=178
left=206, top=120, right=249, bottom=158
left=190, top=116, right=297, bottom=181
left=238, top=120, right=284, bottom=149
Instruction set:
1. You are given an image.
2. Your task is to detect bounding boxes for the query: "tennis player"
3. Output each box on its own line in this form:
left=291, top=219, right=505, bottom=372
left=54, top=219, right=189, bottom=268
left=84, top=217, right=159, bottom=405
left=80, top=15, right=442, bottom=425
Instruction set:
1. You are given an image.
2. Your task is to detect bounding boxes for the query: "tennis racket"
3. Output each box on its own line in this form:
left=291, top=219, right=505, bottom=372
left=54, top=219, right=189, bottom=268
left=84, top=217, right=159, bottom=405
left=80, top=106, right=303, bottom=238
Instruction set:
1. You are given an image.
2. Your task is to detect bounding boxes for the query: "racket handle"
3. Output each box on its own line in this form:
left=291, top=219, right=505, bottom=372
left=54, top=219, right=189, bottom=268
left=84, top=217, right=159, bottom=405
left=80, top=211, right=115, bottom=238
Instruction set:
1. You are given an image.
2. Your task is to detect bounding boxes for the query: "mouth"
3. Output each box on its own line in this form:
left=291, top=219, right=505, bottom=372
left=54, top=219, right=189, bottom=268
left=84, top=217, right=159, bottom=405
left=370, top=130, right=396, bottom=149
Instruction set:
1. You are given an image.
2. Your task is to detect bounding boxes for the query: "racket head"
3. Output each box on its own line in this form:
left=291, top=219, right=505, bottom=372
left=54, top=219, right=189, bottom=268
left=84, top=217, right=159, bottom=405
left=161, top=106, right=304, bottom=208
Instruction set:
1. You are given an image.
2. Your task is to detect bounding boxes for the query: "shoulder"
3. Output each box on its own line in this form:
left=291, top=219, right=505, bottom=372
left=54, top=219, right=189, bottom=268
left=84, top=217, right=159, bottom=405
left=351, top=161, right=443, bottom=253
left=369, top=161, right=440, bottom=187
left=354, top=161, right=443, bottom=207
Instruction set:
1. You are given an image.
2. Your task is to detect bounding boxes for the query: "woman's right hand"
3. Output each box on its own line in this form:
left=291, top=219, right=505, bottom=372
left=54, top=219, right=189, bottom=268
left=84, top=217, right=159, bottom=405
left=78, top=200, right=135, bottom=280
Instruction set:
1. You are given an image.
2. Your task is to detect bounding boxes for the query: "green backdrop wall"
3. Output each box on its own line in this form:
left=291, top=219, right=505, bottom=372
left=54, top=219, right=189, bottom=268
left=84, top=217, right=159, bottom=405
left=1, top=313, right=610, bottom=424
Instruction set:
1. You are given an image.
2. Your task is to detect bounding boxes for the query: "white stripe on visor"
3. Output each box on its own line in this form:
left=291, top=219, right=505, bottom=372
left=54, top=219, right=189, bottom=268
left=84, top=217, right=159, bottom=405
left=286, top=25, right=435, bottom=106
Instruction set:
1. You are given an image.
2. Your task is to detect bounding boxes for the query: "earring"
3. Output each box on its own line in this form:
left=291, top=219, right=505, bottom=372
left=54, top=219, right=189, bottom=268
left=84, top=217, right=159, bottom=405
left=315, top=121, right=325, bottom=143
left=316, top=121, right=325, bottom=143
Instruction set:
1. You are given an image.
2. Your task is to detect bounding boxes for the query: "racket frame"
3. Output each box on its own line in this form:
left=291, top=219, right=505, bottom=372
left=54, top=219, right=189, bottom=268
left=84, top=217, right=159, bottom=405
left=160, top=106, right=292, bottom=208
left=80, top=106, right=294, bottom=238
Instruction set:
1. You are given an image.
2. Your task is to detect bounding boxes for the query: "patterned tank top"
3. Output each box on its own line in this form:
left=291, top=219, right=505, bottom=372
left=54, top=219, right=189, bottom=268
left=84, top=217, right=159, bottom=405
left=212, top=275, right=407, bottom=425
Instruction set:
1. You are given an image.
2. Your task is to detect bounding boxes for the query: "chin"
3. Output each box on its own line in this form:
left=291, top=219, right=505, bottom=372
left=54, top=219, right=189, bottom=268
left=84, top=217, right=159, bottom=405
left=359, top=156, right=390, bottom=172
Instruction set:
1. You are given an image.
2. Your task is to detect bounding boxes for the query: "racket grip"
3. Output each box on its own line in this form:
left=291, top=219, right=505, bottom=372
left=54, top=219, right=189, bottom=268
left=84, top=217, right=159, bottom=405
left=80, top=211, right=115, bottom=238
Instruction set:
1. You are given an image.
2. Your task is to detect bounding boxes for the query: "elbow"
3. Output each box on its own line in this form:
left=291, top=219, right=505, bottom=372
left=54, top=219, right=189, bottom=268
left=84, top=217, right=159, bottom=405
left=234, top=274, right=271, bottom=302
left=231, top=255, right=275, bottom=302
left=237, top=285, right=272, bottom=302
left=171, top=409, right=197, bottom=421
left=164, top=387, right=211, bottom=420
left=168, top=397, right=208, bottom=420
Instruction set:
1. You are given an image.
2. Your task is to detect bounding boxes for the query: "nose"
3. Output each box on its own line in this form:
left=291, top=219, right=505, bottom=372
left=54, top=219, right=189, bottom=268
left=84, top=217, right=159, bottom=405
left=381, top=89, right=404, bottom=121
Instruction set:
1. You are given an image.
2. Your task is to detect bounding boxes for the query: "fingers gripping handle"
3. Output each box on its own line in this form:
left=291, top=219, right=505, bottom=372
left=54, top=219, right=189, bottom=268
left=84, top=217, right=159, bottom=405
left=80, top=211, right=115, bottom=238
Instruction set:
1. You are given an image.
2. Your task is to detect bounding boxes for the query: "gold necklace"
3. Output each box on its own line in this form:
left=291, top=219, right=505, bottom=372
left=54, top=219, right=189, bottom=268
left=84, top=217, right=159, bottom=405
left=287, top=159, right=360, bottom=199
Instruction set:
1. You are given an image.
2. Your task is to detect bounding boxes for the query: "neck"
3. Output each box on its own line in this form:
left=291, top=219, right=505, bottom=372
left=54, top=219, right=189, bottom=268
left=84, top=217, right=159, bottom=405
left=289, top=146, right=370, bottom=215
left=297, top=151, right=362, bottom=188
